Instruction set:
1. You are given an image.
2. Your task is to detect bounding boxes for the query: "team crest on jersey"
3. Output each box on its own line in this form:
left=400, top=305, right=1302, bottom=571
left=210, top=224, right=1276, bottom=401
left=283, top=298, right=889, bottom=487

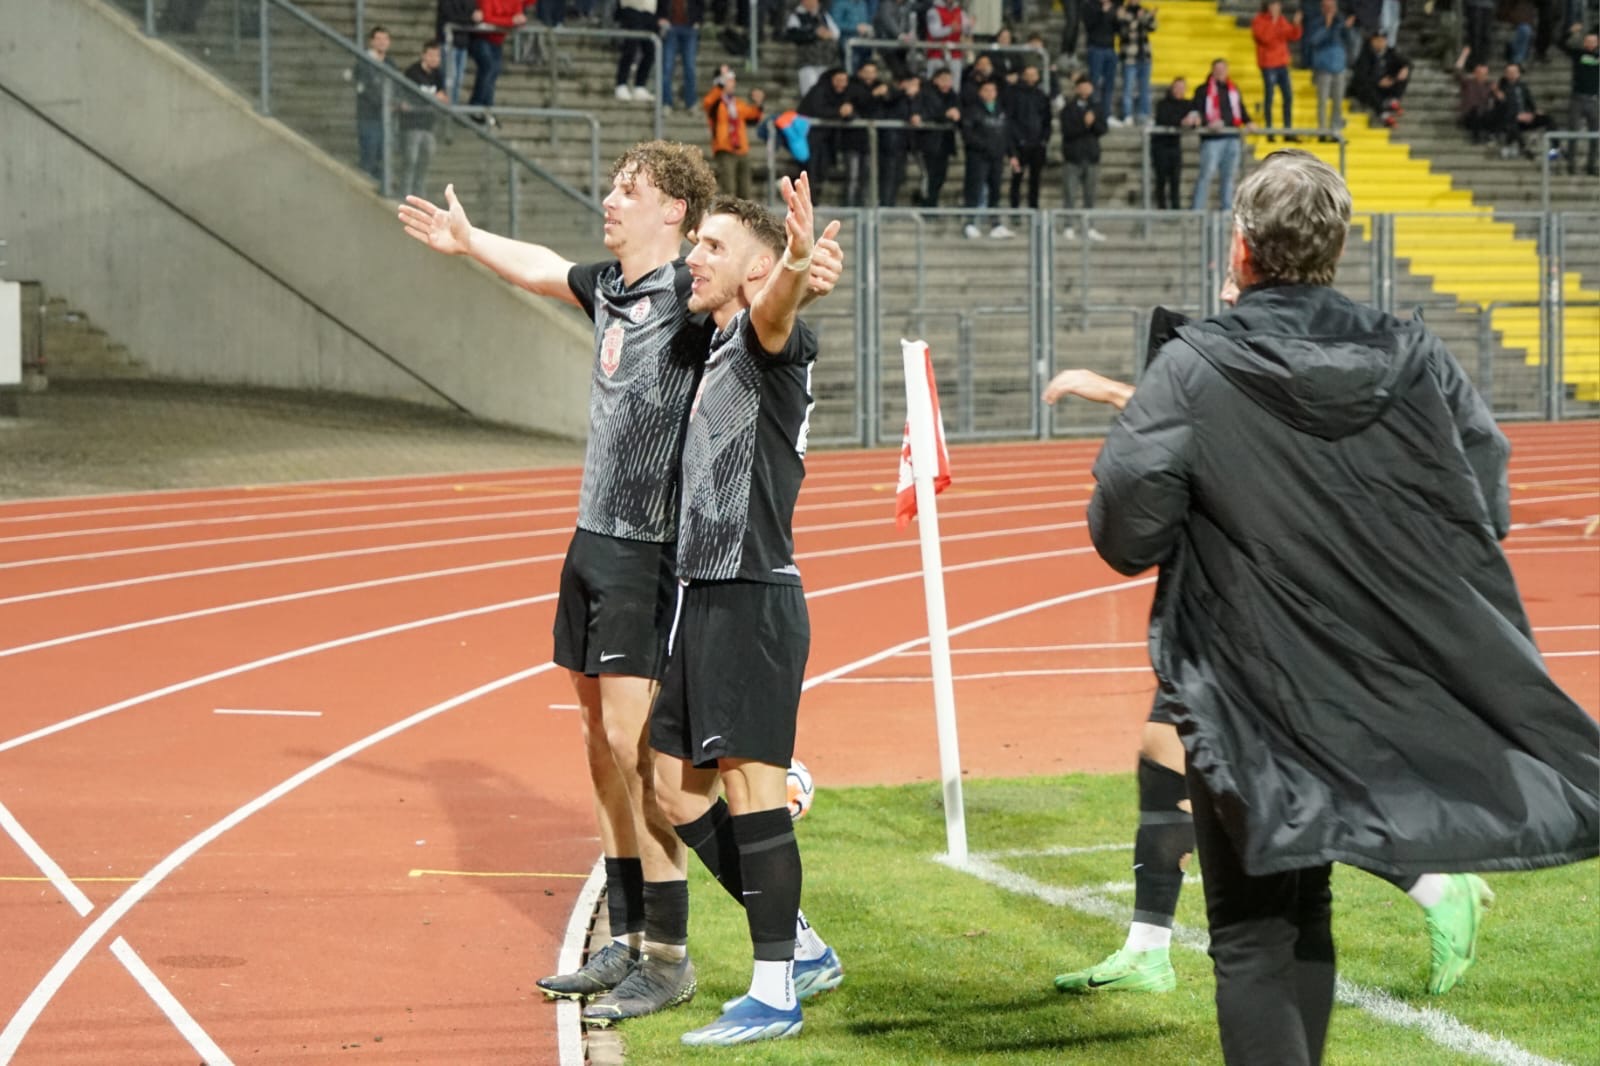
left=601, top=324, right=624, bottom=377
left=629, top=296, right=651, bottom=324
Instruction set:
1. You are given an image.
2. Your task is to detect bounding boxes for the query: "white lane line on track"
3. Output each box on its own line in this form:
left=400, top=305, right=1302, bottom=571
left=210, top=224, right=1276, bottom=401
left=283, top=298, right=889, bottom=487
left=1511, top=492, right=1600, bottom=507
left=109, top=938, right=234, bottom=1066
left=0, top=662, right=559, bottom=1062
left=0, top=800, right=94, bottom=917
left=0, top=595, right=555, bottom=756
left=0, top=507, right=561, bottom=571
left=1544, top=650, right=1599, bottom=658
left=944, top=855, right=1568, bottom=1066
left=1537, top=624, right=1600, bottom=631
left=0, top=554, right=561, bottom=660
left=213, top=709, right=324, bottom=718
left=0, top=493, right=577, bottom=546
left=895, top=641, right=1148, bottom=655
left=826, top=667, right=1156, bottom=683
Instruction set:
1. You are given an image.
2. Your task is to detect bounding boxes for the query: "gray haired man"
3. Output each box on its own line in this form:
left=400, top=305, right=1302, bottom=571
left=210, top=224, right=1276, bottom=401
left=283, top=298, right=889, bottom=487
left=1085, top=149, right=1599, bottom=1065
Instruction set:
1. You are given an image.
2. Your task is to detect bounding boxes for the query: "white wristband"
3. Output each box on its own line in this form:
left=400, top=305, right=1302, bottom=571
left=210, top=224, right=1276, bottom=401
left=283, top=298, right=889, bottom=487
left=781, top=249, right=813, bottom=273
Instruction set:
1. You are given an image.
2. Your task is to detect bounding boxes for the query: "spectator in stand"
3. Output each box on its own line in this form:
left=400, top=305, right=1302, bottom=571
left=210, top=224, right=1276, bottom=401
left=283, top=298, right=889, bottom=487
left=985, top=26, right=1027, bottom=83
left=1253, top=0, right=1304, bottom=139
left=874, top=0, right=917, bottom=80
left=1151, top=76, right=1199, bottom=208
left=1350, top=0, right=1382, bottom=35
left=1084, top=0, right=1120, bottom=125
left=657, top=0, right=703, bottom=110
left=799, top=67, right=856, bottom=202
left=1008, top=63, right=1053, bottom=209
left=1350, top=31, right=1409, bottom=126
left=916, top=66, right=964, bottom=205
left=614, top=0, right=658, bottom=101
left=878, top=71, right=924, bottom=205
left=401, top=39, right=449, bottom=199
left=1191, top=58, right=1252, bottom=211
left=926, top=0, right=975, bottom=82
left=1061, top=0, right=1084, bottom=63
left=1463, top=0, right=1496, bottom=66
left=1501, top=0, right=1537, bottom=66
left=832, top=0, right=874, bottom=71
left=962, top=53, right=1003, bottom=103
left=540, top=0, right=568, bottom=27
left=1307, top=0, right=1354, bottom=139
left=787, top=0, right=842, bottom=98
left=1557, top=24, right=1598, bottom=175
left=1025, top=32, right=1057, bottom=93
left=1060, top=73, right=1108, bottom=239
left=704, top=66, right=765, bottom=197
left=961, top=80, right=1020, bottom=239
left=1494, top=61, right=1552, bottom=157
left=467, top=0, right=529, bottom=119
left=435, top=0, right=475, bottom=104
left=1453, top=46, right=1501, bottom=143
left=1115, top=0, right=1158, bottom=125
left=840, top=60, right=891, bottom=205
left=1378, top=0, right=1400, bottom=45
left=353, top=25, right=395, bottom=182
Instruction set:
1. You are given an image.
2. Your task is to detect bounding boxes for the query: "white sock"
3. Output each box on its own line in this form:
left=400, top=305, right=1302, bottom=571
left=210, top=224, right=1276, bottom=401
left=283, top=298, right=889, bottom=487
left=612, top=932, right=642, bottom=954
left=1123, top=921, right=1173, bottom=953
left=1407, top=873, right=1449, bottom=909
left=747, top=959, right=796, bottom=1010
left=793, top=909, right=828, bottom=962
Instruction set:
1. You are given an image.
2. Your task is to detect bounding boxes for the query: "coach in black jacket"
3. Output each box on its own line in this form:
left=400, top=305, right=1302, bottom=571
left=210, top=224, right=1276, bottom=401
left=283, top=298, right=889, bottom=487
left=1088, top=150, right=1599, bottom=1066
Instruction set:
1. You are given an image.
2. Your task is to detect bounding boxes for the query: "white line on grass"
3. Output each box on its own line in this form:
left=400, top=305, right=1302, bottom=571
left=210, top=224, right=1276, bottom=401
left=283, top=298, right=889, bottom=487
left=942, top=853, right=1569, bottom=1066
left=109, top=938, right=234, bottom=1066
left=0, top=555, right=559, bottom=660
left=556, top=858, right=606, bottom=1066
left=0, top=595, right=554, bottom=756
left=0, top=662, right=560, bottom=1061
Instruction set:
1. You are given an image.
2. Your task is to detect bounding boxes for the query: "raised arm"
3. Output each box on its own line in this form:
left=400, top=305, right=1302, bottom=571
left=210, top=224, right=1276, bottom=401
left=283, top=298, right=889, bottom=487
left=398, top=183, right=579, bottom=306
left=801, top=219, right=845, bottom=309
left=751, top=173, right=819, bottom=354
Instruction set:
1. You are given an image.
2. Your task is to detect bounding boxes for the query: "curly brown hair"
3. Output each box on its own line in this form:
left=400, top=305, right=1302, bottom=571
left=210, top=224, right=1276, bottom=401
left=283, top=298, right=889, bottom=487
left=610, top=141, right=717, bottom=237
left=703, top=195, right=786, bottom=255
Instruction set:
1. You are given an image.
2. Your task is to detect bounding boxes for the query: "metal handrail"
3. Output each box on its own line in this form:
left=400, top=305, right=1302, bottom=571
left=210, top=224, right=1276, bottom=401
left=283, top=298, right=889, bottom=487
left=765, top=117, right=956, bottom=207
left=1138, top=124, right=1348, bottom=214
left=1537, top=130, right=1600, bottom=218
left=450, top=105, right=604, bottom=203
left=444, top=23, right=664, bottom=141
left=844, top=36, right=1050, bottom=70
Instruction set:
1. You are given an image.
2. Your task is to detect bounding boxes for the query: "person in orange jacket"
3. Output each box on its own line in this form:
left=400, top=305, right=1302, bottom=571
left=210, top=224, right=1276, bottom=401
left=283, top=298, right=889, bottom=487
left=1252, top=0, right=1303, bottom=139
left=704, top=65, right=766, bottom=198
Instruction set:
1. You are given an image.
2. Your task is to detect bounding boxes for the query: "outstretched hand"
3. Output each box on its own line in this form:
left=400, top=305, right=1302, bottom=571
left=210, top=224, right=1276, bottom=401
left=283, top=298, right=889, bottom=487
left=398, top=183, right=473, bottom=256
left=778, top=172, right=817, bottom=266
left=1042, top=368, right=1134, bottom=409
left=807, top=219, right=844, bottom=299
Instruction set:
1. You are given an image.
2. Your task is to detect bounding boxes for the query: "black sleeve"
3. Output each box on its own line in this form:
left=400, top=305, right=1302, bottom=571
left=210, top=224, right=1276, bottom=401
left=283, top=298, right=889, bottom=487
left=744, top=313, right=818, bottom=367
left=566, top=261, right=610, bottom=320
left=1088, top=347, right=1196, bottom=575
left=1428, top=338, right=1512, bottom=539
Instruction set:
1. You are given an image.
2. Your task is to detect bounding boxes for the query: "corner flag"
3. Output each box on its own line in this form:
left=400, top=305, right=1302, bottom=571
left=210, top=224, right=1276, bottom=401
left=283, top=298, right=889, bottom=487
left=895, top=344, right=952, bottom=529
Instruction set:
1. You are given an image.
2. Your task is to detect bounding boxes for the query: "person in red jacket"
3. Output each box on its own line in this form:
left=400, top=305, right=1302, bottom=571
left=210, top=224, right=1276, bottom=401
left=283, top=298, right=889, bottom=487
left=1252, top=0, right=1303, bottom=139
left=467, top=0, right=531, bottom=119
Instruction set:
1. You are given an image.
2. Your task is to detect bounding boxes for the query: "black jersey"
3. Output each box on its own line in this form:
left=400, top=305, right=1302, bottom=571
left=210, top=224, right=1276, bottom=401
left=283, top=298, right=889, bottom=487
left=676, top=310, right=817, bottom=584
left=567, top=259, right=710, bottom=542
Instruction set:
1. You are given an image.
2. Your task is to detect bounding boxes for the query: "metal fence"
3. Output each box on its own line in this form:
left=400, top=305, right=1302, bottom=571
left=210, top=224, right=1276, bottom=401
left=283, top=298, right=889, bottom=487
left=798, top=206, right=1599, bottom=447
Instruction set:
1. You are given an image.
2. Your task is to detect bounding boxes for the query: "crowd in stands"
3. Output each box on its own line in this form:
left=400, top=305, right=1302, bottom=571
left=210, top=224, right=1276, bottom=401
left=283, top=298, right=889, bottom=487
left=306, top=0, right=1599, bottom=202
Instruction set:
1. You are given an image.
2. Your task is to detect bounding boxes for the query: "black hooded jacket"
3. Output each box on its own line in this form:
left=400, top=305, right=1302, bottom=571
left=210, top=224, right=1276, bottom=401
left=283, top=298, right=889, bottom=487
left=1090, top=284, right=1600, bottom=877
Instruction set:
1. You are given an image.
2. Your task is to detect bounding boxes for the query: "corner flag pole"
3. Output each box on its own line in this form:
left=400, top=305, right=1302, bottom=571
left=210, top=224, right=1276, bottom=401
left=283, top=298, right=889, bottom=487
left=900, top=339, right=968, bottom=864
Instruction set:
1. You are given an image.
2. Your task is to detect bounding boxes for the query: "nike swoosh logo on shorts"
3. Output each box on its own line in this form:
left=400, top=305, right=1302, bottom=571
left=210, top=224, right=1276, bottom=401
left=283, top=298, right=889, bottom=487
left=599, top=652, right=626, bottom=662
left=702, top=735, right=723, bottom=749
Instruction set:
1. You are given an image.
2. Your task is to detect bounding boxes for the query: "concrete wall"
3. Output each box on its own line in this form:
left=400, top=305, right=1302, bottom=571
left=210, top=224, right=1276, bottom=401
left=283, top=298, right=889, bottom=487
left=0, top=0, right=593, bottom=438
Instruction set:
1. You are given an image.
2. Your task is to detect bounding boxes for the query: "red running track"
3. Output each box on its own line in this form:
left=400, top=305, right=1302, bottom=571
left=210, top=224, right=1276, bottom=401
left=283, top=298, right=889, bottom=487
left=0, top=424, right=1595, bottom=1064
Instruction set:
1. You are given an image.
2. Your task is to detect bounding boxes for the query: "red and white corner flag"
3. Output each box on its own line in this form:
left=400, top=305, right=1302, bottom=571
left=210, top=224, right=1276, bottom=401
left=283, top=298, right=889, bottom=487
left=895, top=343, right=953, bottom=529
left=896, top=338, right=967, bottom=864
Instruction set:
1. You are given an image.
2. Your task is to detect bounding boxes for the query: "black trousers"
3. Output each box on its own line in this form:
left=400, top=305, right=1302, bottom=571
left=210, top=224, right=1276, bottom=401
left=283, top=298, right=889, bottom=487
left=1152, top=147, right=1182, bottom=209
left=1010, top=144, right=1046, bottom=209
left=920, top=148, right=953, bottom=207
left=1187, top=761, right=1336, bottom=1066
